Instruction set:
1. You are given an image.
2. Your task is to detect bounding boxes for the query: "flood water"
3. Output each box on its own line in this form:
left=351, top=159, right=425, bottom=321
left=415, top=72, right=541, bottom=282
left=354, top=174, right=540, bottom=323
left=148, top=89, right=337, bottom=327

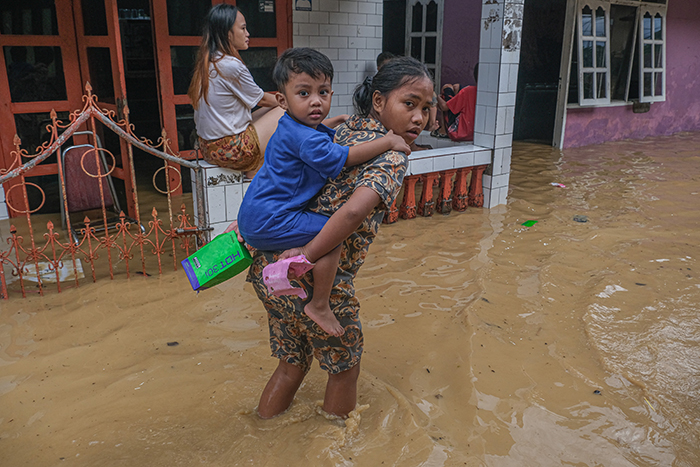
left=1, top=132, right=699, bottom=466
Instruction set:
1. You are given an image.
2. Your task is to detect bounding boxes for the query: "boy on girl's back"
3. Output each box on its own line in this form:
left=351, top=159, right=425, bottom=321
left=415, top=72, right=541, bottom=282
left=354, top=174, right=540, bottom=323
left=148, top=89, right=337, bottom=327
left=237, top=48, right=410, bottom=336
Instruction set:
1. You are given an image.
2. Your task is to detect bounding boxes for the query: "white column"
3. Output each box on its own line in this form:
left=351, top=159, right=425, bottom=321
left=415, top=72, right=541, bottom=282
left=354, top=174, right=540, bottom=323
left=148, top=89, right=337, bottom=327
left=474, top=0, right=522, bottom=208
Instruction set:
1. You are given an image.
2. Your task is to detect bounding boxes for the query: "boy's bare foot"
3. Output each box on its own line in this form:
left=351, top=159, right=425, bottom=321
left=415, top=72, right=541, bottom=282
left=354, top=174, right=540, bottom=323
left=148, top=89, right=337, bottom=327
left=304, top=301, right=345, bottom=336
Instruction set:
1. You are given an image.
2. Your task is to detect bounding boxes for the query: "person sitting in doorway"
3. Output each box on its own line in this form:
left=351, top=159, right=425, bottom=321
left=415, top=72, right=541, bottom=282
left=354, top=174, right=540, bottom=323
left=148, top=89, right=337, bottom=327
left=433, top=63, right=478, bottom=142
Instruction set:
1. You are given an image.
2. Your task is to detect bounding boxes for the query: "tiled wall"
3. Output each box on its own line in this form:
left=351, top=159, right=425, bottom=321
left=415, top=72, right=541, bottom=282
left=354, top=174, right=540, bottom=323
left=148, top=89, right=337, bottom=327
left=191, top=162, right=251, bottom=239
left=292, top=0, right=383, bottom=117
left=474, top=0, right=522, bottom=208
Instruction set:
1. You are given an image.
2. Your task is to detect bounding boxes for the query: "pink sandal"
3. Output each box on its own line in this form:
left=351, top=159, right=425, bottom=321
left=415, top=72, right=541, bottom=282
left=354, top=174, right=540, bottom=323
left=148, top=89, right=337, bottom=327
left=262, top=255, right=315, bottom=299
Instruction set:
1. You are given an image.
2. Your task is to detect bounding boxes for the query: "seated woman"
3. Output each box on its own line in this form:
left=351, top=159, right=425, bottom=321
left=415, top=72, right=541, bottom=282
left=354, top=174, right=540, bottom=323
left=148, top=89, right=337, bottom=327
left=188, top=4, right=284, bottom=178
left=227, top=56, right=435, bottom=418
left=434, top=63, right=479, bottom=142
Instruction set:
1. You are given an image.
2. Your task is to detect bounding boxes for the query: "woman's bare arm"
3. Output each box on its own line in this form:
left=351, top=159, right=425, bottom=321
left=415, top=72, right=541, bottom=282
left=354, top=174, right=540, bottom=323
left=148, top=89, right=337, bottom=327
left=257, top=92, right=279, bottom=108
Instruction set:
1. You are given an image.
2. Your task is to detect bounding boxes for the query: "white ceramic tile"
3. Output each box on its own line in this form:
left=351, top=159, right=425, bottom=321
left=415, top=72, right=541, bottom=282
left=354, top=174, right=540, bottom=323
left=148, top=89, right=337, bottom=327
left=434, top=155, right=455, bottom=171
left=454, top=150, right=475, bottom=168
left=319, top=0, right=339, bottom=12
left=474, top=132, right=494, bottom=149
left=298, top=23, right=319, bottom=36
left=348, top=13, right=366, bottom=26
left=310, top=11, right=330, bottom=23
left=329, top=12, right=349, bottom=25
left=209, top=221, right=229, bottom=239
left=309, top=35, right=329, bottom=48
left=484, top=105, right=497, bottom=135
left=508, top=63, right=520, bottom=92
left=474, top=149, right=493, bottom=165
left=408, top=157, right=433, bottom=175
left=499, top=92, right=517, bottom=107
left=207, top=186, right=226, bottom=223
left=483, top=186, right=493, bottom=208
left=505, top=106, right=515, bottom=135
left=495, top=106, right=508, bottom=135
left=488, top=173, right=510, bottom=189
left=225, top=183, right=244, bottom=221
left=495, top=133, right=513, bottom=149
left=339, top=0, right=358, bottom=13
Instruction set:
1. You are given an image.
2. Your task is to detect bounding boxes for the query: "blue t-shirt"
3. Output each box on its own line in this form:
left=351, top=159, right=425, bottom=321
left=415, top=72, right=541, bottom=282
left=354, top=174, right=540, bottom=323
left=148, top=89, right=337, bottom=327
left=238, top=113, right=349, bottom=248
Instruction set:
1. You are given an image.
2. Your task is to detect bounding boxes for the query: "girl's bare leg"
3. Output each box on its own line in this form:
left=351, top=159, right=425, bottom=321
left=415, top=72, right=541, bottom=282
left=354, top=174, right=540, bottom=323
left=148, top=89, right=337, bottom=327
left=258, top=360, right=306, bottom=419
left=323, top=363, right=360, bottom=418
left=305, top=245, right=344, bottom=336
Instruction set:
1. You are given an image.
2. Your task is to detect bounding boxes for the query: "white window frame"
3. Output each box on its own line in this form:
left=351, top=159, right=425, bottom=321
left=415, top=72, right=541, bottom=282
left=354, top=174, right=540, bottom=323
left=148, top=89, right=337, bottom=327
left=577, top=1, right=611, bottom=106
left=639, top=6, right=666, bottom=103
left=573, top=0, right=667, bottom=107
left=405, top=0, right=444, bottom=90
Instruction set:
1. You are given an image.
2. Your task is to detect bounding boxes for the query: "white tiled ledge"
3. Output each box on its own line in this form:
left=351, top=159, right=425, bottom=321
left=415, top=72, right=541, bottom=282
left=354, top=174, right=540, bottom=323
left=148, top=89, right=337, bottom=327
left=409, top=133, right=492, bottom=175
left=192, top=136, right=494, bottom=237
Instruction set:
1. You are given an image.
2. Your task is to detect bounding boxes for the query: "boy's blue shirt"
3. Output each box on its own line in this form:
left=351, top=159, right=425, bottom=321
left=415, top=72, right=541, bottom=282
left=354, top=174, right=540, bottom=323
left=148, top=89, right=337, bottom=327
left=238, top=112, right=350, bottom=242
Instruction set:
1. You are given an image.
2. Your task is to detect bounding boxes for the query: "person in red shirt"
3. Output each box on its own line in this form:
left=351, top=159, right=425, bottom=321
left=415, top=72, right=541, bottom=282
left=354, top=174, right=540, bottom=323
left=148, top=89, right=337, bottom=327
left=434, top=63, right=478, bottom=142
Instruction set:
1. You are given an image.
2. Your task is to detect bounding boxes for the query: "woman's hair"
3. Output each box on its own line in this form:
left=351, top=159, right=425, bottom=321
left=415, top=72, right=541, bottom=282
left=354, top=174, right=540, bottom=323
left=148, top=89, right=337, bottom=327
left=188, top=4, right=244, bottom=109
left=353, top=56, right=432, bottom=117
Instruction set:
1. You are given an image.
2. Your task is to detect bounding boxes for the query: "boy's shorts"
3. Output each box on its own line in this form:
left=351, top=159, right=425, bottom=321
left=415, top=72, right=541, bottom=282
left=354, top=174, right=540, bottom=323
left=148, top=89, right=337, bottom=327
left=199, top=124, right=261, bottom=172
left=247, top=251, right=363, bottom=374
left=244, top=210, right=329, bottom=251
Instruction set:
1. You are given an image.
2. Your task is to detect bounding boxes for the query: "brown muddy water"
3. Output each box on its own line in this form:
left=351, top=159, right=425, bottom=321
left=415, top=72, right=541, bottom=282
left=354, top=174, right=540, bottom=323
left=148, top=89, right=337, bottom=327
left=1, top=132, right=699, bottom=466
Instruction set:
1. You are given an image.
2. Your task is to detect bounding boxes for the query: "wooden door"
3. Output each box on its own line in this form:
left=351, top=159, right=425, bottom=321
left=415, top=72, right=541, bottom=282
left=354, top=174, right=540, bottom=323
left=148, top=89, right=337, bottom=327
left=72, top=0, right=136, bottom=217
left=150, top=0, right=292, bottom=191
left=0, top=0, right=84, bottom=217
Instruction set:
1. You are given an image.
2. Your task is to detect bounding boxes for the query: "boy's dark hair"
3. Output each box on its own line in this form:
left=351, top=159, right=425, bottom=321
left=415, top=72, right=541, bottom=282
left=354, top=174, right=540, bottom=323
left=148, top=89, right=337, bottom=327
left=376, top=51, right=396, bottom=69
left=273, top=48, right=334, bottom=91
left=353, top=56, right=432, bottom=117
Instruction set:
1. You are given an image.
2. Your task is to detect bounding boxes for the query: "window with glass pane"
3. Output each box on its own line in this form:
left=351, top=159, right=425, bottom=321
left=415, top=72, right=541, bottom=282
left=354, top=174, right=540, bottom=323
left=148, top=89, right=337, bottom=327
left=176, top=104, right=196, bottom=151
left=577, top=3, right=609, bottom=105
left=571, top=2, right=667, bottom=106
left=0, top=1, right=59, bottom=35
left=406, top=0, right=443, bottom=90
left=237, top=0, right=276, bottom=38
left=4, top=46, right=67, bottom=102
left=639, top=10, right=665, bottom=102
left=82, top=0, right=108, bottom=36
left=170, top=46, right=198, bottom=95
left=87, top=47, right=115, bottom=104
left=167, top=0, right=211, bottom=36
left=239, top=47, right=278, bottom=92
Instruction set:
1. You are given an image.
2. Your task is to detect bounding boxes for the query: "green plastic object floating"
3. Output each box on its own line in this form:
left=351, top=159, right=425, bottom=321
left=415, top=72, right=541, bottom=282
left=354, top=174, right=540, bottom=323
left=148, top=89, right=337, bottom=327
left=521, top=220, right=538, bottom=227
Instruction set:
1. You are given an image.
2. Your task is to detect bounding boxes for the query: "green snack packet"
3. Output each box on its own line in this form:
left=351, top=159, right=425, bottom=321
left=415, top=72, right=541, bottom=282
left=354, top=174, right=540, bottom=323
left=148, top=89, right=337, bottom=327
left=521, top=220, right=538, bottom=227
left=181, top=231, right=252, bottom=291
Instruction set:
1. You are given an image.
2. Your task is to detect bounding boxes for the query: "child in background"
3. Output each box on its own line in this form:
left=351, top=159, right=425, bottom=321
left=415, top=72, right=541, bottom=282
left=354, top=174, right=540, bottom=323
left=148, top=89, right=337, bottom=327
left=238, top=48, right=411, bottom=336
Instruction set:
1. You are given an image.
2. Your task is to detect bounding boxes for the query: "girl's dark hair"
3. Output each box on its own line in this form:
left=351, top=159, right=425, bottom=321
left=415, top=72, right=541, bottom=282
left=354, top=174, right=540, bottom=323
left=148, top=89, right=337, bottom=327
left=273, top=48, right=334, bottom=91
left=353, top=56, right=432, bottom=117
left=188, top=4, right=243, bottom=109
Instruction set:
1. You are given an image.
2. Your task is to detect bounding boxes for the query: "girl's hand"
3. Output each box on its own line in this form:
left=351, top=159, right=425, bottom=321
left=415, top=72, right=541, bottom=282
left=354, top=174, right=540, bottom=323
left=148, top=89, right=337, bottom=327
left=385, top=130, right=412, bottom=155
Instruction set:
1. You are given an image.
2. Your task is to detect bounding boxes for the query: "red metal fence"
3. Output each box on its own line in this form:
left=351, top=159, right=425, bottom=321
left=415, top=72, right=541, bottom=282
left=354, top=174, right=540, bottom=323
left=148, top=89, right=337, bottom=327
left=0, top=84, right=209, bottom=299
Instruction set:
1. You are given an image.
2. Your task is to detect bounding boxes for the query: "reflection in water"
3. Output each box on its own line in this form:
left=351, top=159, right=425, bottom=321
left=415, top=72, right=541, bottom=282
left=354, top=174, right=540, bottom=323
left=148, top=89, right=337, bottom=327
left=0, top=133, right=699, bottom=465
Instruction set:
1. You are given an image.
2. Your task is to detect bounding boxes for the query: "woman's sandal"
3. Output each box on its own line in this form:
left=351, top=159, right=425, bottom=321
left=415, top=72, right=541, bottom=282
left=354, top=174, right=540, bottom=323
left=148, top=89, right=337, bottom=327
left=430, top=130, right=449, bottom=139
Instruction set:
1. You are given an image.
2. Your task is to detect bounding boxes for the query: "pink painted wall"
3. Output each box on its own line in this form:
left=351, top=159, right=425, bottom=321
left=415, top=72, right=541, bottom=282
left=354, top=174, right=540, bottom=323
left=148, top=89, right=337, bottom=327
left=563, top=0, right=700, bottom=148
left=440, top=0, right=481, bottom=87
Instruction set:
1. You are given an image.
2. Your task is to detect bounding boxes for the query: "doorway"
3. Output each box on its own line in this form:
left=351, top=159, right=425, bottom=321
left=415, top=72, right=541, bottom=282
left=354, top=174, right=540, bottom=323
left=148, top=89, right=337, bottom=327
left=512, top=0, right=567, bottom=144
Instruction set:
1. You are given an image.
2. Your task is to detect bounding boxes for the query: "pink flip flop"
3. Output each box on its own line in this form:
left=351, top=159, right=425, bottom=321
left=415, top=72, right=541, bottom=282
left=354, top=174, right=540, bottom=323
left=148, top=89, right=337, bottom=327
left=262, top=255, right=315, bottom=299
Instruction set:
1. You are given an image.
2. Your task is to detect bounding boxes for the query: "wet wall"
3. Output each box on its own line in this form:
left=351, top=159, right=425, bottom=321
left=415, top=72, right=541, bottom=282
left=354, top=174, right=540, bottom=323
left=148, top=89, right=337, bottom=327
left=563, top=0, right=700, bottom=148
left=440, top=0, right=481, bottom=87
